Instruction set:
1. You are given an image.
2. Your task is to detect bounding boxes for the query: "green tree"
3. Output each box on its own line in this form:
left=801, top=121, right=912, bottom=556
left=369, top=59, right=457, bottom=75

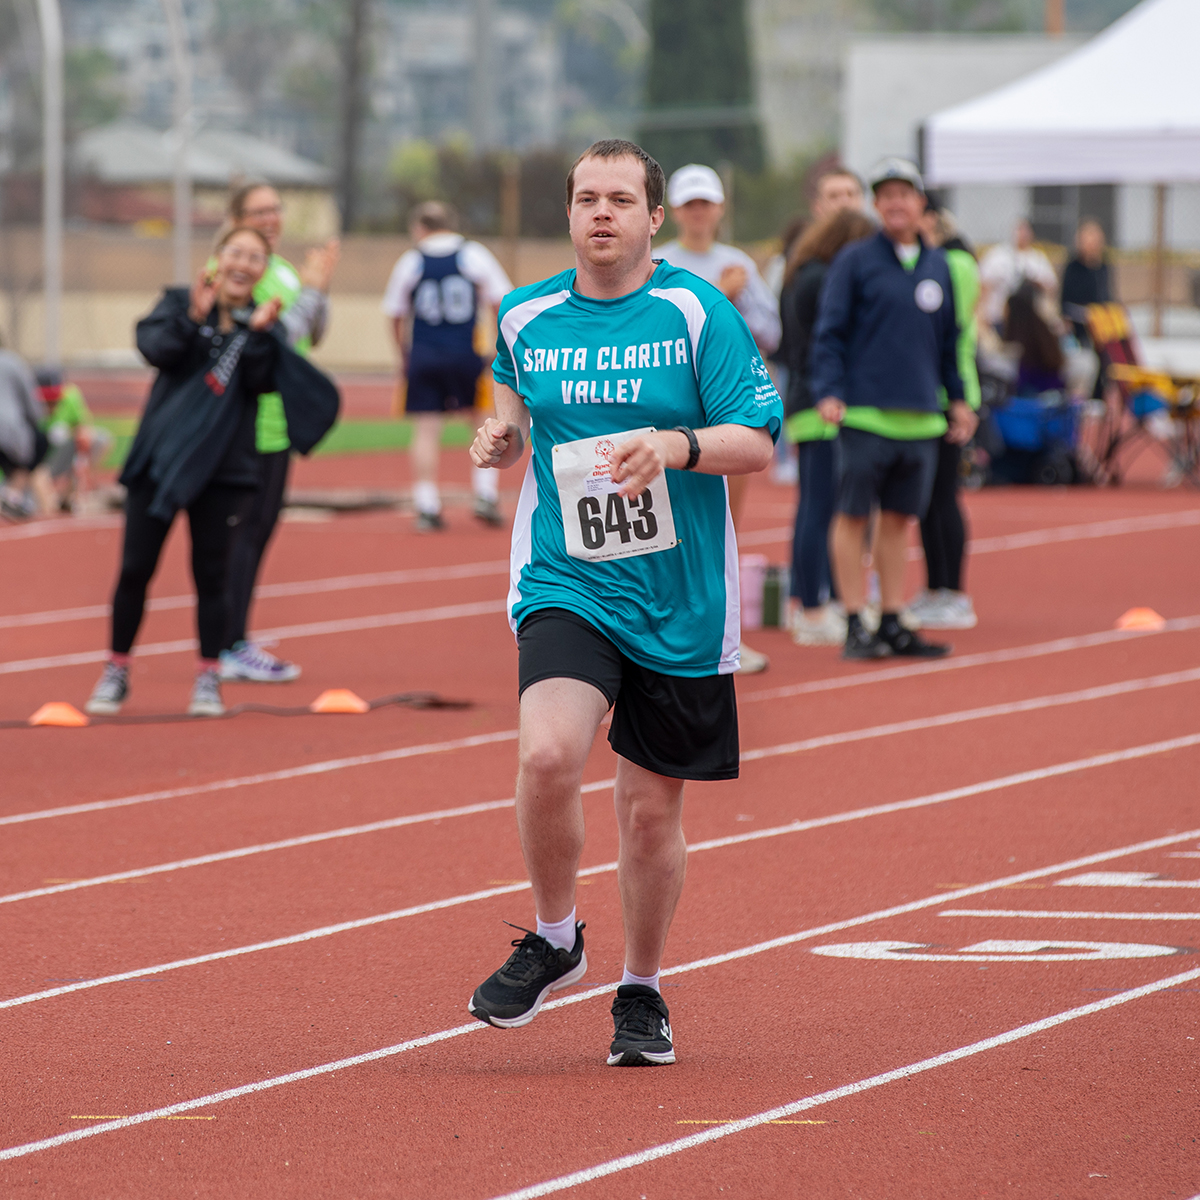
left=638, top=0, right=764, bottom=176
left=65, top=47, right=124, bottom=140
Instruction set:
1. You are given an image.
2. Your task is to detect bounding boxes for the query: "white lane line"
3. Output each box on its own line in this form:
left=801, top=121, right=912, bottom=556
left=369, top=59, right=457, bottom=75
left=0, top=599, right=509, bottom=676
left=4, top=830, right=1199, bottom=1163
left=739, top=615, right=1200, bottom=705
left=5, top=656, right=1199, bottom=833
left=0, top=729, right=520, bottom=829
left=485, top=966, right=1200, bottom=1200
left=740, top=666, right=1200, bottom=762
left=0, top=561, right=509, bottom=631
left=4, top=752, right=1199, bottom=1012
left=0, top=516, right=120, bottom=542
left=0, top=780, right=606, bottom=906
left=735, top=507, right=1200, bottom=551
left=8, top=731, right=1196, bottom=908
left=941, top=909, right=1200, bottom=920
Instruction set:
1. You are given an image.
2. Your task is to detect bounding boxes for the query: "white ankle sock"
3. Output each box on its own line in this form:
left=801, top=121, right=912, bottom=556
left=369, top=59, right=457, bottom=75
left=472, top=465, right=499, bottom=502
left=620, top=966, right=660, bottom=993
left=413, top=480, right=440, bottom=515
left=536, top=909, right=577, bottom=952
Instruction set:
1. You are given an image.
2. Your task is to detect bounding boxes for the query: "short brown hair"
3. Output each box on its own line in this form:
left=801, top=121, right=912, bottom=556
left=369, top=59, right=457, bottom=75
left=784, top=208, right=875, bottom=286
left=812, top=167, right=862, bottom=201
left=228, top=182, right=277, bottom=220
left=411, top=200, right=459, bottom=233
left=565, top=139, right=665, bottom=214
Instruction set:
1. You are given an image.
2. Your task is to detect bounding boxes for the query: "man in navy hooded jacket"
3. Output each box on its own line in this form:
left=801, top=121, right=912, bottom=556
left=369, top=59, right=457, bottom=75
left=810, top=157, right=977, bottom=660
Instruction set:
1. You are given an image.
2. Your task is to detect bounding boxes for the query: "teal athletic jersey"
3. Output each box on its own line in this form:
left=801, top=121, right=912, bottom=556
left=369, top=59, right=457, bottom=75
left=493, top=260, right=782, bottom=677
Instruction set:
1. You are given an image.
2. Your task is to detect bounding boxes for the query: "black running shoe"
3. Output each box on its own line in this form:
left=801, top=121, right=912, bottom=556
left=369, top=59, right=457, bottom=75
left=842, top=622, right=892, bottom=660
left=607, top=984, right=675, bottom=1066
left=469, top=922, right=586, bottom=1028
left=879, top=623, right=951, bottom=658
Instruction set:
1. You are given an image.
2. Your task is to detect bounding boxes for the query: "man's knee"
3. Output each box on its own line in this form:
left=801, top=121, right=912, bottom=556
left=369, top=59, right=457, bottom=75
left=519, top=730, right=586, bottom=788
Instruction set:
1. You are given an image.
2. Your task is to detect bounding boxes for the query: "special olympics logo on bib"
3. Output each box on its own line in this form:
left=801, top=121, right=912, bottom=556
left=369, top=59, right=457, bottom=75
left=915, top=279, right=944, bottom=313
left=593, top=438, right=615, bottom=469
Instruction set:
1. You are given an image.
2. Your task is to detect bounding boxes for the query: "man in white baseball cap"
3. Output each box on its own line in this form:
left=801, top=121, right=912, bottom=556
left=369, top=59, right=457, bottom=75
left=656, top=163, right=781, bottom=674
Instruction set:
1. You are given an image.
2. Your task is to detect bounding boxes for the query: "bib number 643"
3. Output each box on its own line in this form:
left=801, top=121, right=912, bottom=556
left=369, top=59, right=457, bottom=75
left=577, top=490, right=658, bottom=550
left=553, top=427, right=678, bottom=563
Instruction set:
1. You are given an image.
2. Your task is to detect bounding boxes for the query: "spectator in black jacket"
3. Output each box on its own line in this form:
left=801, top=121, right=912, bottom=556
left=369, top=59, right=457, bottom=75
left=1060, top=219, right=1111, bottom=344
left=779, top=207, right=874, bottom=645
left=85, top=227, right=339, bottom=719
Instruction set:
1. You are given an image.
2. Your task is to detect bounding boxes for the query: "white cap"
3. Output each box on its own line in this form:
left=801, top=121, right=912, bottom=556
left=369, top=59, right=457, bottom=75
left=667, top=164, right=725, bottom=207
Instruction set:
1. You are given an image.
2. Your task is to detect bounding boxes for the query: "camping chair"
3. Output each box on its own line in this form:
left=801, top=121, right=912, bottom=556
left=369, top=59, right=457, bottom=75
left=1076, top=302, right=1200, bottom=487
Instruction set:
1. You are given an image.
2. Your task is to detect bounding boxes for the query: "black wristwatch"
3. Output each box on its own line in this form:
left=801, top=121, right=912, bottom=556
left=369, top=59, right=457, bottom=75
left=673, top=425, right=701, bottom=470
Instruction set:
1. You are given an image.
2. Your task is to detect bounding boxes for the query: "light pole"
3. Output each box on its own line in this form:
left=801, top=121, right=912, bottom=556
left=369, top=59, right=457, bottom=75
left=34, top=0, right=63, bottom=366
left=161, top=0, right=194, bottom=285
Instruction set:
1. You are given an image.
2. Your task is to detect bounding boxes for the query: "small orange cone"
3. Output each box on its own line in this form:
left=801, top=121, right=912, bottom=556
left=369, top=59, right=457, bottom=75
left=29, top=702, right=89, bottom=727
left=310, top=689, right=370, bottom=714
left=1115, top=607, right=1166, bottom=631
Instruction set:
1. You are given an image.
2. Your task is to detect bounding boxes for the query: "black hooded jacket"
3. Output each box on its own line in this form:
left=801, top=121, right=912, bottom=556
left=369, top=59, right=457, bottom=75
left=122, top=288, right=340, bottom=521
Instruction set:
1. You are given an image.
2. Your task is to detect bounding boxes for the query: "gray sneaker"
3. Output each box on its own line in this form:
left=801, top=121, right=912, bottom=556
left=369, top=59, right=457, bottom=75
left=188, top=668, right=225, bottom=717
left=85, top=662, right=129, bottom=715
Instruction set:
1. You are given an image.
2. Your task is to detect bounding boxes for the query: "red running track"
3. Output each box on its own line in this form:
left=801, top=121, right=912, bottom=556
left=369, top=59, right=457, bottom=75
left=1, top=455, right=1198, bottom=1198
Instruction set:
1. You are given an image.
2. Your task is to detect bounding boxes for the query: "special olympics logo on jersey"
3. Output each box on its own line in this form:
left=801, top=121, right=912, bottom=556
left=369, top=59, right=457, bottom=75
left=915, top=279, right=944, bottom=313
left=751, top=357, right=771, bottom=382
left=594, top=438, right=616, bottom=467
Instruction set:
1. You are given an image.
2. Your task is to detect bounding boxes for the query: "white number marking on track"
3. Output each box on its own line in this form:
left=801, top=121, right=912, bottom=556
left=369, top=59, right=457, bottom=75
left=1056, top=871, right=1200, bottom=888
left=811, top=939, right=1189, bottom=962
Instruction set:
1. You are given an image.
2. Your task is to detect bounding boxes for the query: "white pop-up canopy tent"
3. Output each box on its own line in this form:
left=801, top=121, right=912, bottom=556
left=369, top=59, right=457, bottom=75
left=924, top=0, right=1200, bottom=186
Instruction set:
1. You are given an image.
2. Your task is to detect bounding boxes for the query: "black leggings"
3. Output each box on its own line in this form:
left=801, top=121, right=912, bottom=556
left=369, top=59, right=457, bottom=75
left=223, top=449, right=291, bottom=649
left=919, top=436, right=968, bottom=592
left=112, top=480, right=255, bottom=660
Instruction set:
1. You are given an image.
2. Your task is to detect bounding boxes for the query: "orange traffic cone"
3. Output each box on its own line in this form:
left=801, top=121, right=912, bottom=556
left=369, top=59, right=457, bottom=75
left=29, top=702, right=90, bottom=727
left=1115, top=607, right=1166, bottom=631
left=310, top=689, right=370, bottom=714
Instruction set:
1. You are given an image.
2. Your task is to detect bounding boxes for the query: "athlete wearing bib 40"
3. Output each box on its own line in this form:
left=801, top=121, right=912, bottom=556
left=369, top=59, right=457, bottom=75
left=466, top=140, right=781, bottom=1068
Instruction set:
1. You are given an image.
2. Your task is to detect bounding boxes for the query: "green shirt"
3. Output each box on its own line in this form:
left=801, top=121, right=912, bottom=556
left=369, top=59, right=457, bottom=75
left=252, top=254, right=305, bottom=453
left=945, top=247, right=981, bottom=411
left=42, top=383, right=91, bottom=432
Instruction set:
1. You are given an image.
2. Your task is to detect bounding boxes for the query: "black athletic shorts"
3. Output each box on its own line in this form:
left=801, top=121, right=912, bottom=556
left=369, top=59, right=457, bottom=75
left=405, top=347, right=482, bottom=414
left=517, top=607, right=739, bottom=782
left=834, top=426, right=939, bottom=519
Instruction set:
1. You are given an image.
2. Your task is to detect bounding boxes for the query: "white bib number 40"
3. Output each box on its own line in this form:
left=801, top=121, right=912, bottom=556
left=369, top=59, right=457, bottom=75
left=552, top=427, right=678, bottom=563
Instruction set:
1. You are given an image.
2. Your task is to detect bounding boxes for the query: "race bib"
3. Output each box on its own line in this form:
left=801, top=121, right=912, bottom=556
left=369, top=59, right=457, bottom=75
left=552, top=427, right=677, bottom=563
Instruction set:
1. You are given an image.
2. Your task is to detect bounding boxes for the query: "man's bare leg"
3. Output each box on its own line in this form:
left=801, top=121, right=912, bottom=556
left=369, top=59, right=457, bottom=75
left=515, top=677, right=610, bottom=923
left=613, top=758, right=686, bottom=977
left=411, top=413, right=443, bottom=516
left=873, top=509, right=911, bottom=613
left=830, top=513, right=870, bottom=612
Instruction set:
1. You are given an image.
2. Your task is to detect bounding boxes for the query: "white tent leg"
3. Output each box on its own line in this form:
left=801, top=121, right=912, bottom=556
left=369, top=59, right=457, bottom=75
left=161, top=0, right=194, bottom=287
left=1152, top=183, right=1166, bottom=338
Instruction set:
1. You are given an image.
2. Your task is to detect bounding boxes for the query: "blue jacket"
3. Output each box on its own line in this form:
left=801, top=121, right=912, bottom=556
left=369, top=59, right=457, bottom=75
left=809, top=231, right=963, bottom=413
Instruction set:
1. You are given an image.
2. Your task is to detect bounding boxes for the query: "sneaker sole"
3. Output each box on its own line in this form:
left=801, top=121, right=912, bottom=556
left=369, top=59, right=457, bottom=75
left=607, top=1045, right=676, bottom=1066
left=84, top=699, right=123, bottom=715
left=842, top=645, right=892, bottom=660
left=468, top=952, right=587, bottom=1029
left=915, top=616, right=978, bottom=630
left=187, top=702, right=225, bottom=717
left=219, top=667, right=302, bottom=682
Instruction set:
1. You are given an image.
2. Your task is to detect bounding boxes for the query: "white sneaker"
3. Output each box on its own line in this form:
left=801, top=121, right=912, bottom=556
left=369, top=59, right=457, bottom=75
left=736, top=641, right=769, bottom=674
left=791, top=606, right=847, bottom=646
left=918, top=591, right=978, bottom=630
left=219, top=642, right=301, bottom=683
left=903, top=589, right=943, bottom=629
left=85, top=661, right=129, bottom=715
left=188, top=668, right=225, bottom=717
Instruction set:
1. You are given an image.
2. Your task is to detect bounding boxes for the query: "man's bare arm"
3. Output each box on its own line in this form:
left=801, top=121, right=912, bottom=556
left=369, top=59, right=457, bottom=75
left=609, top=424, right=773, bottom=500
left=469, top=381, right=531, bottom=470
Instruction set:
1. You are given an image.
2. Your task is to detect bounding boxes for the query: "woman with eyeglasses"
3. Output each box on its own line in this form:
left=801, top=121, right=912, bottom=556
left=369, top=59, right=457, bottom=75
left=85, top=226, right=339, bottom=718
left=217, top=183, right=340, bottom=685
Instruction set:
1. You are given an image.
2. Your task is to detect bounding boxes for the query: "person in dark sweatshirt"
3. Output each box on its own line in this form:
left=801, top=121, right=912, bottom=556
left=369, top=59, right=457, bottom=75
left=809, top=158, right=976, bottom=661
left=85, top=226, right=339, bottom=719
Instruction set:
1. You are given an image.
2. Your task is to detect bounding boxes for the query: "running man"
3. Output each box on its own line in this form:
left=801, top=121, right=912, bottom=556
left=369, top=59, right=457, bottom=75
left=466, top=139, right=781, bottom=1066
left=383, top=201, right=513, bottom=531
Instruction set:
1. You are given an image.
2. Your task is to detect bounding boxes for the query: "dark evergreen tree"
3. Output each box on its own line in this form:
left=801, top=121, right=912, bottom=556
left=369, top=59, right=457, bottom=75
left=638, top=0, right=764, bottom=177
